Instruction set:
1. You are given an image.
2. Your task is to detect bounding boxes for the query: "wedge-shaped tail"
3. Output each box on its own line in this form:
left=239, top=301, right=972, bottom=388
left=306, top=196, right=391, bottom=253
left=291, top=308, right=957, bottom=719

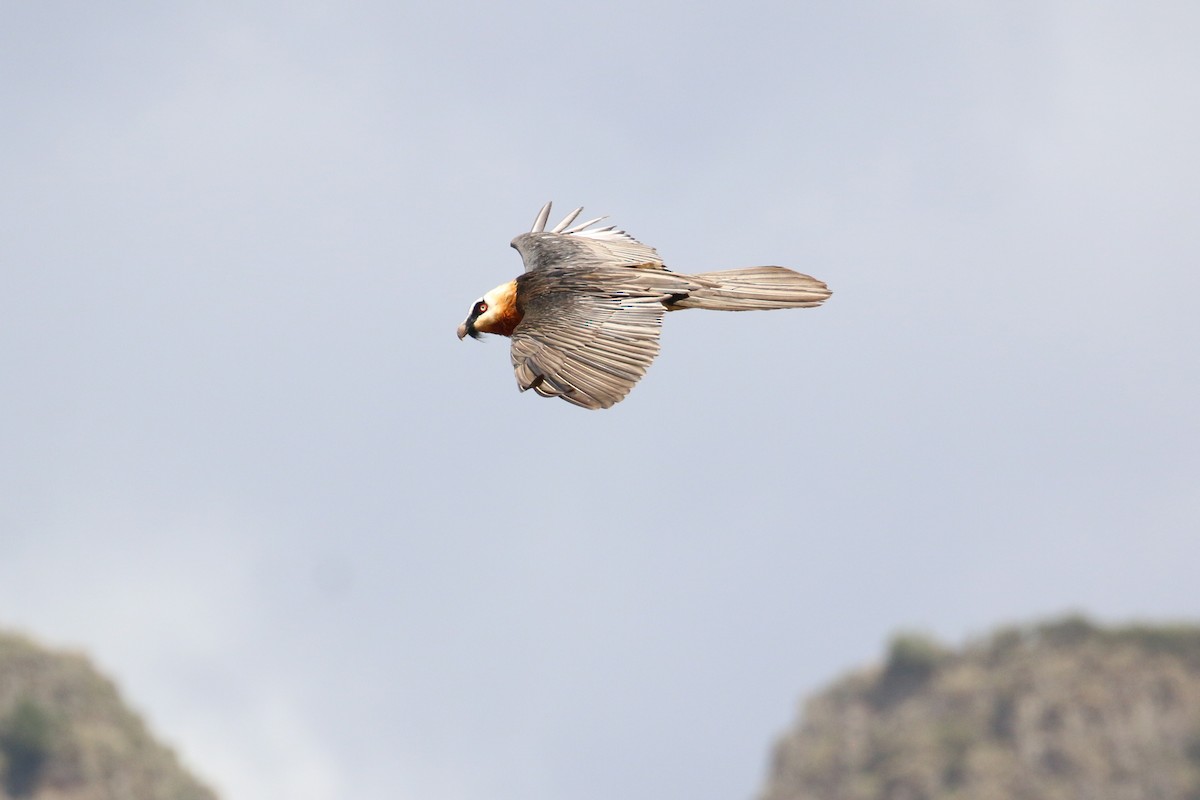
left=667, top=266, right=832, bottom=311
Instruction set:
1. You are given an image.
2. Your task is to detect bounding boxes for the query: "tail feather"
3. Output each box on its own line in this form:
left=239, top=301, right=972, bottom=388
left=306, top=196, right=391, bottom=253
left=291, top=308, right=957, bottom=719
left=668, top=267, right=832, bottom=311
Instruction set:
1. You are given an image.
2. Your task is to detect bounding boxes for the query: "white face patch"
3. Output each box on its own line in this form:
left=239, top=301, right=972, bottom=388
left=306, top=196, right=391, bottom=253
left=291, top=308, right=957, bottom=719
left=479, top=283, right=510, bottom=318
left=466, top=289, right=498, bottom=332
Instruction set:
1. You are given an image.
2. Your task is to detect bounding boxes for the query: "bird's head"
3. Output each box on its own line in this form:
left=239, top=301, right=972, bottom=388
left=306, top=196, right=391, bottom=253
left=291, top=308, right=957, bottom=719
left=457, top=280, right=520, bottom=340
left=456, top=297, right=487, bottom=340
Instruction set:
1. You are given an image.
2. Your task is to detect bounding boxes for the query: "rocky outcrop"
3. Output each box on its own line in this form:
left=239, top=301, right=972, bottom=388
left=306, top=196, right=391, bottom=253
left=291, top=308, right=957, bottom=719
left=761, top=617, right=1200, bottom=800
left=0, top=631, right=216, bottom=800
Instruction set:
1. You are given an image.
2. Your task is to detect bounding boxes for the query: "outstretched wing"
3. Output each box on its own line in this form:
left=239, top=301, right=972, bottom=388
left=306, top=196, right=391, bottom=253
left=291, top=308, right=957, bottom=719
left=509, top=270, right=676, bottom=409
left=511, top=201, right=664, bottom=272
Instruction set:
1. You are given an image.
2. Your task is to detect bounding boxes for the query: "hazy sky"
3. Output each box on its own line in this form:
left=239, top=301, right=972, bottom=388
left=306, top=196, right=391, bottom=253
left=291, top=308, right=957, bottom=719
left=2, top=3, right=1198, bottom=799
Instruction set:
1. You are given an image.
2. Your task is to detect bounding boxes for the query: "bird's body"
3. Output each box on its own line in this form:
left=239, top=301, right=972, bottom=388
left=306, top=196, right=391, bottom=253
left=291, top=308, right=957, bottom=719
left=458, top=203, right=832, bottom=409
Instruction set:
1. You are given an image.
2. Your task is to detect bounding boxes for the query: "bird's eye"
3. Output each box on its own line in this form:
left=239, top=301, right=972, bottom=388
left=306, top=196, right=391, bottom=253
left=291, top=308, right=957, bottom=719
left=475, top=301, right=488, bottom=314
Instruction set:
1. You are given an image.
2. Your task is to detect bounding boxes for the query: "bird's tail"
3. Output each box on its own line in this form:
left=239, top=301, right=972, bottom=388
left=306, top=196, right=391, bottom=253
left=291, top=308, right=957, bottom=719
left=668, top=267, right=832, bottom=311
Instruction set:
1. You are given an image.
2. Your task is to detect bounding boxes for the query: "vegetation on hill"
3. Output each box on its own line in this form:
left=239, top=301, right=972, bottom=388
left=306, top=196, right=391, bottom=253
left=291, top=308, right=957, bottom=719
left=761, top=616, right=1200, bottom=800
left=0, top=631, right=216, bottom=800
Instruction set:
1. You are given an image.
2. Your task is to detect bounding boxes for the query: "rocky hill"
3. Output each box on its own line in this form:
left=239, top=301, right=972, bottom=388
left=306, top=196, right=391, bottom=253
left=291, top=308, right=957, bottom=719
left=0, top=630, right=216, bottom=800
left=760, top=617, right=1200, bottom=800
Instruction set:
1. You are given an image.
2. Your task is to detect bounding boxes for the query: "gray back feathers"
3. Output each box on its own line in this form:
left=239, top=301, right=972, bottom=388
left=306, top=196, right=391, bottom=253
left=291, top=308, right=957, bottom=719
left=512, top=202, right=664, bottom=272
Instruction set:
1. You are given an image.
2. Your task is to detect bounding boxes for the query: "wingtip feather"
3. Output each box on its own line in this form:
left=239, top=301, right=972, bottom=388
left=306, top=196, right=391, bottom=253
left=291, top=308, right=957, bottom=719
left=532, top=202, right=552, bottom=233
left=565, top=215, right=607, bottom=233
left=551, top=207, right=584, bottom=233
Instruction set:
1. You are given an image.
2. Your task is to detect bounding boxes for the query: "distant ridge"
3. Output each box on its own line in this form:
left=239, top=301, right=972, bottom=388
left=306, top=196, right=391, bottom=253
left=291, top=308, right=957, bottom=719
left=761, top=616, right=1200, bottom=800
left=0, top=630, right=216, bottom=800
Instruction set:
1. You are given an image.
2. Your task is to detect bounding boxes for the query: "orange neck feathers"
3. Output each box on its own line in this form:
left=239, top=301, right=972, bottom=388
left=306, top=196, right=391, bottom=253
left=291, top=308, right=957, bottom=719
left=476, top=280, right=523, bottom=337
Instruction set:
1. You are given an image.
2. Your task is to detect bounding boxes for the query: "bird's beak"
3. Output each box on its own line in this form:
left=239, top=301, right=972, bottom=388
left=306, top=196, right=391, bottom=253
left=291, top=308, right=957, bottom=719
left=458, top=309, right=482, bottom=340
left=458, top=317, right=482, bottom=340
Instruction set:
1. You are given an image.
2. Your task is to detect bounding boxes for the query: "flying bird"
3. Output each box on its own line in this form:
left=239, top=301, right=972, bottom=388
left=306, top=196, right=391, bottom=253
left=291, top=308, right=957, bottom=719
left=457, top=202, right=832, bottom=409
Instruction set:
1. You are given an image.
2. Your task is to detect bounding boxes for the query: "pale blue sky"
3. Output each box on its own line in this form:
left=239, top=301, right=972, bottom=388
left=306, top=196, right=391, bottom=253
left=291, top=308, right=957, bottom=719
left=2, top=3, right=1199, bottom=799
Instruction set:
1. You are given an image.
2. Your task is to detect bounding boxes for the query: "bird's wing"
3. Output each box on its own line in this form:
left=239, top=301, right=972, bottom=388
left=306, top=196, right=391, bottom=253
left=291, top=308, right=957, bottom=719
left=510, top=202, right=664, bottom=272
left=509, top=272, right=675, bottom=409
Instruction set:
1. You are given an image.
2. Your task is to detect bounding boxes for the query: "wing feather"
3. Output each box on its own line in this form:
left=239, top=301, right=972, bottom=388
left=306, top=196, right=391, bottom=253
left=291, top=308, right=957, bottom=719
left=531, top=202, right=552, bottom=233
left=511, top=204, right=664, bottom=272
left=509, top=272, right=674, bottom=409
left=550, top=207, right=584, bottom=233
